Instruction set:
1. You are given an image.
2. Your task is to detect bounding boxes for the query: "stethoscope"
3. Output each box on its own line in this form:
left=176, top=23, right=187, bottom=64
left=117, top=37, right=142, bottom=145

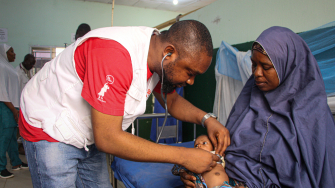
left=156, top=52, right=172, bottom=143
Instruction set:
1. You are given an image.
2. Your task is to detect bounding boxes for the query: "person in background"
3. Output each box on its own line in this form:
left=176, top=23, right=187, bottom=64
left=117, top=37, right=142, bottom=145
left=0, top=44, right=28, bottom=179
left=15, top=54, right=36, bottom=155
left=75, top=23, right=91, bottom=40
left=16, top=54, right=36, bottom=93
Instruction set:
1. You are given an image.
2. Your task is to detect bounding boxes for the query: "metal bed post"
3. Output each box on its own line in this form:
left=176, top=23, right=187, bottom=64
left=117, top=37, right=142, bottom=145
left=106, top=154, right=115, bottom=187
left=135, top=113, right=175, bottom=139
left=176, top=120, right=179, bottom=143
left=193, top=123, right=197, bottom=140
left=156, top=117, right=159, bottom=142
left=136, top=119, right=139, bottom=136
left=111, top=113, right=194, bottom=187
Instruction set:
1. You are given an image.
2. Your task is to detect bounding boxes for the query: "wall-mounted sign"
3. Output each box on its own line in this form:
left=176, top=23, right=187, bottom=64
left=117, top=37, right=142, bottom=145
left=0, top=28, right=8, bottom=42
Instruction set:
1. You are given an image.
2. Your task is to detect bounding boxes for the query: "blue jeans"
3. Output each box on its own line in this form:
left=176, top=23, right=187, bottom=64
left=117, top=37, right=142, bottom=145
left=23, top=140, right=112, bottom=188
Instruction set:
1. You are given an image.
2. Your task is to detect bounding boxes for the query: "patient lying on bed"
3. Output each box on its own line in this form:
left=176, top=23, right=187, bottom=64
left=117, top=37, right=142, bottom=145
left=172, top=135, right=245, bottom=188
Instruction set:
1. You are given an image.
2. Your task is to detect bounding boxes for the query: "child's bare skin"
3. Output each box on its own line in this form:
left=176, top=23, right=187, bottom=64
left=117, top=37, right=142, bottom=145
left=194, top=135, right=229, bottom=188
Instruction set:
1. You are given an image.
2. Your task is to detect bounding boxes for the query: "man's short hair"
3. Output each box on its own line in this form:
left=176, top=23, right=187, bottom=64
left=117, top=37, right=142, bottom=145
left=75, top=23, right=91, bottom=40
left=162, top=20, right=213, bottom=58
left=24, top=54, right=35, bottom=62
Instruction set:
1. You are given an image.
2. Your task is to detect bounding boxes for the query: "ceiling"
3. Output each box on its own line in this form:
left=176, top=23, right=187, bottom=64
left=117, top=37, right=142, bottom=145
left=79, top=0, right=217, bottom=13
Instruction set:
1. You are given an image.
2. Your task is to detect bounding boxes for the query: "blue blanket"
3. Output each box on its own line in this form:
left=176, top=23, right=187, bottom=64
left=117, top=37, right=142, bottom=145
left=111, top=141, right=194, bottom=188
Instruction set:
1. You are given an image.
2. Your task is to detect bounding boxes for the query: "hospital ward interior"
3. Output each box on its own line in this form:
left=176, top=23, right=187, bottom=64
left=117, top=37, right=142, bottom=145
left=1, top=0, right=335, bottom=187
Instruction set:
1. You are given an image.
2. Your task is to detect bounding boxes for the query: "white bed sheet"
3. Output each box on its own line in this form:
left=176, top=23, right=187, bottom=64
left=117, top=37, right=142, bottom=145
left=327, top=96, right=335, bottom=114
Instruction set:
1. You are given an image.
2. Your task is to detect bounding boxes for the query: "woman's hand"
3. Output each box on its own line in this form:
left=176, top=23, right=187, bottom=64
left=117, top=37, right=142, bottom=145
left=205, top=118, right=230, bottom=156
left=180, top=169, right=196, bottom=188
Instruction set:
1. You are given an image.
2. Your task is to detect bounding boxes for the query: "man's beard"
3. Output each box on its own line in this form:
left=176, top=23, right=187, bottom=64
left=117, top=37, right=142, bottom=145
left=161, top=64, right=176, bottom=94
left=162, top=74, right=176, bottom=93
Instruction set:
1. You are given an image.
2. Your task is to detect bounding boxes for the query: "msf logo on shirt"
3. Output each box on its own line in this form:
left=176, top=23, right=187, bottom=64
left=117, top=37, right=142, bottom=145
left=146, top=89, right=151, bottom=98
left=97, top=75, right=114, bottom=103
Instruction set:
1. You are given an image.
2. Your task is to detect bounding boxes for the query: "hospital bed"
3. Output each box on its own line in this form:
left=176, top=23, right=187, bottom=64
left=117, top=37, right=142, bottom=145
left=110, top=113, right=198, bottom=188
left=111, top=141, right=194, bottom=188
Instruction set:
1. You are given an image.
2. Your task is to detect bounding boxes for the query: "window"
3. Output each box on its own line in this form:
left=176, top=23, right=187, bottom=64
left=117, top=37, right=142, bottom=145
left=30, top=46, right=65, bottom=74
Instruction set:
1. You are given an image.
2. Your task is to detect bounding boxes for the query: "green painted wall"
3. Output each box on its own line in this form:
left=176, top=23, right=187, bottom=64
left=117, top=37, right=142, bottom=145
left=0, top=0, right=181, bottom=67
left=1, top=0, right=334, bottom=141
left=183, top=42, right=253, bottom=141
left=182, top=0, right=335, bottom=48
left=0, top=0, right=181, bottom=142
left=180, top=0, right=335, bottom=141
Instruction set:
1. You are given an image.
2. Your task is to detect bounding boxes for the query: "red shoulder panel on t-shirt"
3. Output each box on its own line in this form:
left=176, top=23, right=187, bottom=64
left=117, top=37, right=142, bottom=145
left=20, top=38, right=134, bottom=142
left=20, top=37, right=172, bottom=143
left=75, top=38, right=133, bottom=116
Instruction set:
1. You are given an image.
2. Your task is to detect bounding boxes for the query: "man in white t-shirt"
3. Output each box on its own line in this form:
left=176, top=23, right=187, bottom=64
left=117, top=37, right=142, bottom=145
left=16, top=54, right=35, bottom=93
left=15, top=54, right=35, bottom=155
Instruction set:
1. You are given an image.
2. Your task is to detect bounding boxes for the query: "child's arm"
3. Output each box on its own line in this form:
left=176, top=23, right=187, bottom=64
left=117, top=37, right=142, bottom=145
left=171, top=164, right=186, bottom=176
left=179, top=170, right=197, bottom=188
left=172, top=165, right=197, bottom=188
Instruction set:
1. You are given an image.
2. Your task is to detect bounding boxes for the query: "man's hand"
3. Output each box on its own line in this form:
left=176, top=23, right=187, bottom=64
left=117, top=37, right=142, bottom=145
left=180, top=148, right=219, bottom=174
left=91, top=107, right=219, bottom=168
left=179, top=147, right=222, bottom=188
left=3, top=102, right=19, bottom=123
left=204, top=118, right=230, bottom=156
left=180, top=169, right=196, bottom=188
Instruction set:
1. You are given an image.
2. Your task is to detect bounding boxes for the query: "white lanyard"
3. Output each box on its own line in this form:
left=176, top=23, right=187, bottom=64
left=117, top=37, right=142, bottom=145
left=146, top=73, right=159, bottom=100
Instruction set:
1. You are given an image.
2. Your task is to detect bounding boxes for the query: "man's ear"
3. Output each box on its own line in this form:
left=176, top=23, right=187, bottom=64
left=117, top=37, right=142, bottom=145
left=164, top=45, right=176, bottom=58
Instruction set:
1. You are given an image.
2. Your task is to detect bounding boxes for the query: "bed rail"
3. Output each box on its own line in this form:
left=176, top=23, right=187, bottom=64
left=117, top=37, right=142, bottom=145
left=136, top=113, right=179, bottom=142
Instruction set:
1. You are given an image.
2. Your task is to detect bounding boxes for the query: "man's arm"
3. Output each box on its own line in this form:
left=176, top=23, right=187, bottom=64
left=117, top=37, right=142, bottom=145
left=3, top=101, right=19, bottom=123
left=91, top=107, right=219, bottom=174
left=153, top=91, right=230, bottom=155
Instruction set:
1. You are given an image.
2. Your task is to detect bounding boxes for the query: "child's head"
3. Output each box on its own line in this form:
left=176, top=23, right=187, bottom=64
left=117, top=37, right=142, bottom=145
left=194, top=135, right=213, bottom=152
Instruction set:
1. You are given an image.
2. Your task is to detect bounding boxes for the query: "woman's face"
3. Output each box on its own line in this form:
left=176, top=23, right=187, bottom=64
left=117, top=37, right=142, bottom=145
left=6, top=47, right=16, bottom=62
left=251, top=50, right=279, bottom=92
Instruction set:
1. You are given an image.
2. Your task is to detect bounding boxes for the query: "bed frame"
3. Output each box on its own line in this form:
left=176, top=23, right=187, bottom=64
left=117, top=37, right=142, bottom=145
left=108, top=113, right=198, bottom=188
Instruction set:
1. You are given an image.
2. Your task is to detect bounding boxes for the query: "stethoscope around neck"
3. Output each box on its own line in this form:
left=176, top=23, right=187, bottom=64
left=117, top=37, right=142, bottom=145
left=156, top=52, right=172, bottom=143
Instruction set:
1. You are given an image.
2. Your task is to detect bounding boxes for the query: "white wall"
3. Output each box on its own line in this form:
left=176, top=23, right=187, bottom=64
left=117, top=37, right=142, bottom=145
left=0, top=0, right=181, bottom=67
left=182, top=0, right=335, bottom=48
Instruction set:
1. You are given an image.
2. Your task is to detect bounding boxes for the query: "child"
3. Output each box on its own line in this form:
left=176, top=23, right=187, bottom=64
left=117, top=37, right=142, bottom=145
left=172, top=135, right=246, bottom=188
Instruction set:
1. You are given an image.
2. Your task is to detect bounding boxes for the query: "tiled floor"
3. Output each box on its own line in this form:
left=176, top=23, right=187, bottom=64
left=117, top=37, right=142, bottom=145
left=0, top=154, right=33, bottom=188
